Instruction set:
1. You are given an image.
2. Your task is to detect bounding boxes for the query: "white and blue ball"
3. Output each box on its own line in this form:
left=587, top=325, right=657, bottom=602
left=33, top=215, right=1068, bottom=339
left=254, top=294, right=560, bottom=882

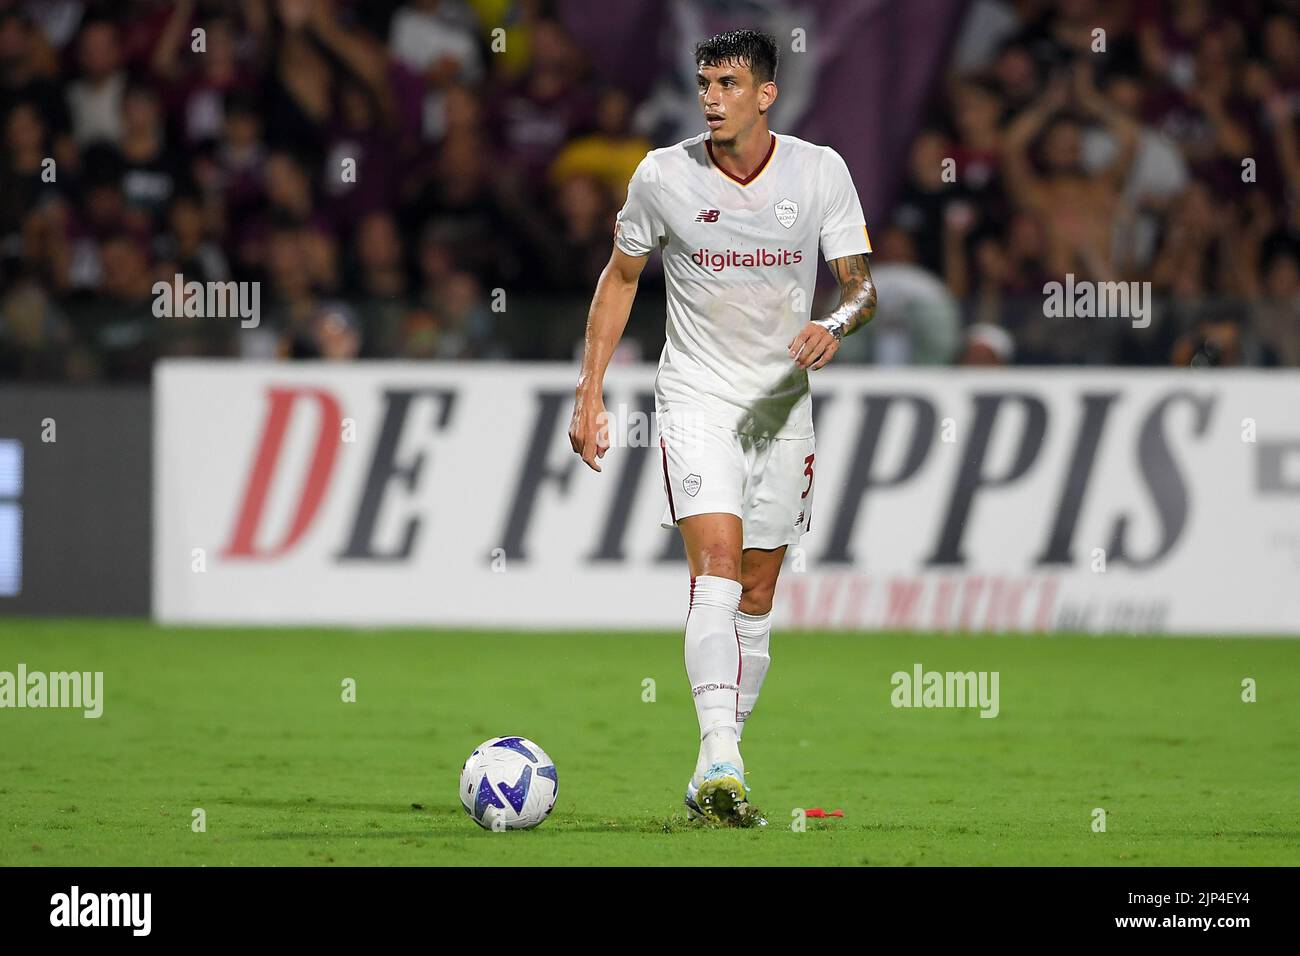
left=459, top=736, right=558, bottom=830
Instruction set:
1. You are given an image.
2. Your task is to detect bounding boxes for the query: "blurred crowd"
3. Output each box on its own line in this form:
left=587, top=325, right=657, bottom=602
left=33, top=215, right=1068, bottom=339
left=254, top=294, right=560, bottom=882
left=0, top=0, right=1297, bottom=380
left=864, top=0, right=1300, bottom=367
left=1, top=0, right=648, bottom=379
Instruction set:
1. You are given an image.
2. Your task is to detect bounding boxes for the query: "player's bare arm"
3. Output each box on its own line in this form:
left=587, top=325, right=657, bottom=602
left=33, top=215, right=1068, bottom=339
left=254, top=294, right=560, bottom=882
left=788, top=252, right=878, bottom=370
left=1000, top=74, right=1067, bottom=213
left=568, top=244, right=648, bottom=472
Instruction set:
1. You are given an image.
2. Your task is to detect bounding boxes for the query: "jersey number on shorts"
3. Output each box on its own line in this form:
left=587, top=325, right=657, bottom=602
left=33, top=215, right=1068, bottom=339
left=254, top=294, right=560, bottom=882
left=801, top=454, right=815, bottom=499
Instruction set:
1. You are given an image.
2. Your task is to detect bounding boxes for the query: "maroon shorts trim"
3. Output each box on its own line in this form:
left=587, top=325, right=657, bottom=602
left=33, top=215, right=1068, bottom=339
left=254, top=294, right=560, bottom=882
left=660, top=436, right=678, bottom=524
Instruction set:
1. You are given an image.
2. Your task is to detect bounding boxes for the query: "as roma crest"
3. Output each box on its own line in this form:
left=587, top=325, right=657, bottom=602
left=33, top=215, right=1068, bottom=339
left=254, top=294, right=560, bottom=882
left=774, top=198, right=799, bottom=228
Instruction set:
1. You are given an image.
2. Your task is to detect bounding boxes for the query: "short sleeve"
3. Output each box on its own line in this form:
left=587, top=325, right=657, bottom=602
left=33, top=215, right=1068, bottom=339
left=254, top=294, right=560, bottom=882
left=614, top=153, right=665, bottom=257
left=819, top=147, right=872, bottom=261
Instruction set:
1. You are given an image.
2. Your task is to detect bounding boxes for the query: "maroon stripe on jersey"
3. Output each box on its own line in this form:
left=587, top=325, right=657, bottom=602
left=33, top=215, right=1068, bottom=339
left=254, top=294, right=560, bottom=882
left=706, top=133, right=776, bottom=186
left=660, top=436, right=678, bottom=524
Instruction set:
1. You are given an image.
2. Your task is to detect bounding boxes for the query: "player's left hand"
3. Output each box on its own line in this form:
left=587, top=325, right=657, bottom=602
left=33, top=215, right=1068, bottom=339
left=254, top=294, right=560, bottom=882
left=789, top=322, right=840, bottom=370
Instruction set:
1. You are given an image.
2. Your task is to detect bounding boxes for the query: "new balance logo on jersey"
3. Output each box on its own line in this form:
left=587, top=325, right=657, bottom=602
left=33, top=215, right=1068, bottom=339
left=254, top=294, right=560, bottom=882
left=695, top=209, right=720, bottom=222
left=691, top=247, right=804, bottom=272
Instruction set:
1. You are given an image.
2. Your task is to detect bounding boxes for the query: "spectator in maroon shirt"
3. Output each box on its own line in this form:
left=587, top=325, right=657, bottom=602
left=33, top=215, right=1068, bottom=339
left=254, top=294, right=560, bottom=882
left=320, top=79, right=401, bottom=234
left=488, top=19, right=597, bottom=195
left=152, top=2, right=258, bottom=147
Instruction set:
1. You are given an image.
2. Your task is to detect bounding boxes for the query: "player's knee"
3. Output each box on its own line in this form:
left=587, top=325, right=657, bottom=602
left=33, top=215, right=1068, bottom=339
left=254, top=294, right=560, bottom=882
left=695, top=543, right=740, bottom=582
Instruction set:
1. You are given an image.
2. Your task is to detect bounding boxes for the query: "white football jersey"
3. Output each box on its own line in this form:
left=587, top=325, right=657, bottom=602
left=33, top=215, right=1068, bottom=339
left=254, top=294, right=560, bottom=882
left=615, top=131, right=871, bottom=439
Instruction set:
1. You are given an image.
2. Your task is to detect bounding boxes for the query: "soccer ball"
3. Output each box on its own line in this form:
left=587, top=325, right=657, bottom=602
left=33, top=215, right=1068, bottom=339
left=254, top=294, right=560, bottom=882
left=459, top=736, right=558, bottom=830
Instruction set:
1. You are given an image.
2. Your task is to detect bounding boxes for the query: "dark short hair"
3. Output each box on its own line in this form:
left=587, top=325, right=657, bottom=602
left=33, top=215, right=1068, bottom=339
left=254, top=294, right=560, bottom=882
left=694, top=29, right=779, bottom=85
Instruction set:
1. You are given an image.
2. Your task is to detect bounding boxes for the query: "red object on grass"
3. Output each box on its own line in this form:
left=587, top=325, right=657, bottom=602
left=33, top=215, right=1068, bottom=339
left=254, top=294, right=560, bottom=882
left=803, top=808, right=845, bottom=818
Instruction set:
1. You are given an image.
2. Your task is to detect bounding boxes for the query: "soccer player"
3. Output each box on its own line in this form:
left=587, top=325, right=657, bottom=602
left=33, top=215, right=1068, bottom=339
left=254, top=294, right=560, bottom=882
left=568, top=29, right=877, bottom=824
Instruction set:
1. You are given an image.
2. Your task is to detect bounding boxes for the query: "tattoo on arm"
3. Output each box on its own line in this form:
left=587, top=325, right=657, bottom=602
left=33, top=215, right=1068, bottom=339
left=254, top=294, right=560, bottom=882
left=821, top=253, right=877, bottom=337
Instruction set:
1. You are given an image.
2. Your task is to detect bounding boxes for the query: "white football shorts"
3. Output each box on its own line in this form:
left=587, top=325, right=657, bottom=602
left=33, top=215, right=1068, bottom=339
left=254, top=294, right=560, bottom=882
left=658, top=418, right=816, bottom=551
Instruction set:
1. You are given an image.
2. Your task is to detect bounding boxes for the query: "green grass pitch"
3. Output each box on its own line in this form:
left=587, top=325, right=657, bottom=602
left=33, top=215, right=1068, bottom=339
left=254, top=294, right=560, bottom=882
left=1, top=620, right=1297, bottom=866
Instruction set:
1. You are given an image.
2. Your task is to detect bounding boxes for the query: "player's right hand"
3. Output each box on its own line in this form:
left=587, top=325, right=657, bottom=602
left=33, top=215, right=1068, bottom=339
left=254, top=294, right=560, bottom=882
left=568, top=393, right=611, bottom=472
